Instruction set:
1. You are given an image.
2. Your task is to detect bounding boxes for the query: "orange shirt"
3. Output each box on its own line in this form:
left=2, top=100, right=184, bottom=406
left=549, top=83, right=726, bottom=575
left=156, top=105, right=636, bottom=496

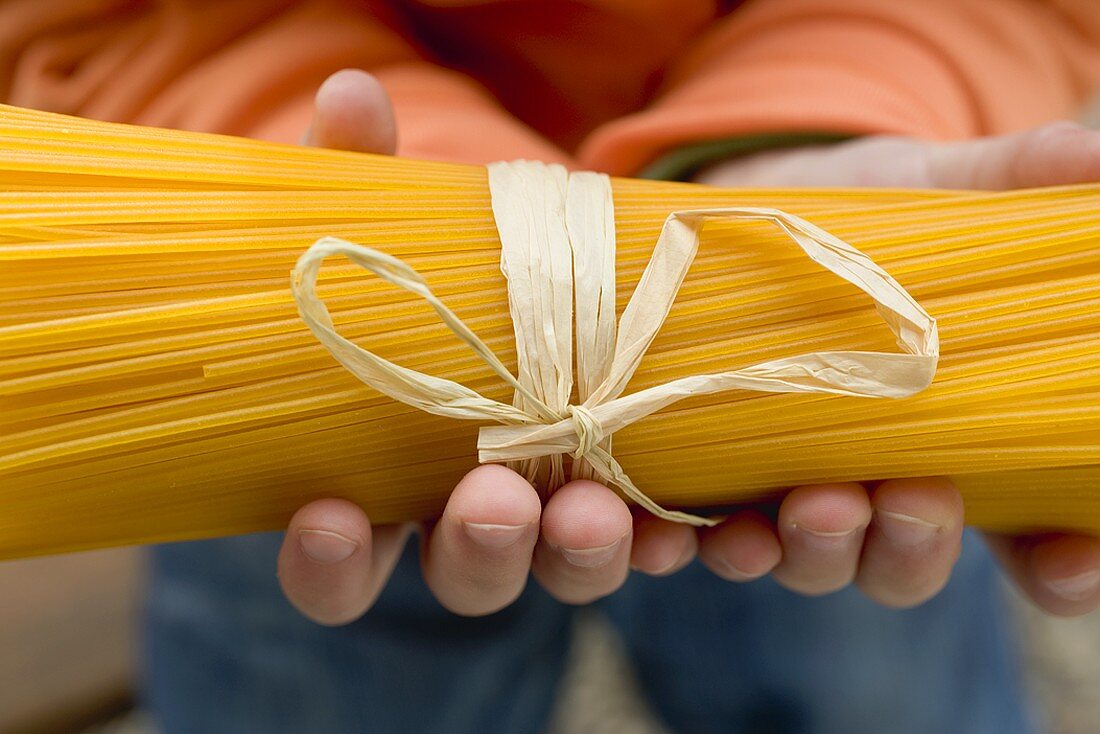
left=3, top=0, right=1099, bottom=173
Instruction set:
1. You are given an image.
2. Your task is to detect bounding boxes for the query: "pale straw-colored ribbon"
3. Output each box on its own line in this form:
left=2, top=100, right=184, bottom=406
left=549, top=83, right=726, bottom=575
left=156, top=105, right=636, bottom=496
left=291, top=161, right=939, bottom=527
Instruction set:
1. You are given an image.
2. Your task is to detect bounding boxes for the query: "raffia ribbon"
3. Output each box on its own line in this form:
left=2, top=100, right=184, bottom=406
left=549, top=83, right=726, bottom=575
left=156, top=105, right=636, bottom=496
left=291, top=161, right=939, bottom=527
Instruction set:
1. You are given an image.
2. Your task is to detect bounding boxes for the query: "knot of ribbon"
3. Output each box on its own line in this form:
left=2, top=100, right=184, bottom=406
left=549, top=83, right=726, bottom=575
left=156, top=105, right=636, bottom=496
left=290, top=161, right=939, bottom=526
left=566, top=405, right=603, bottom=460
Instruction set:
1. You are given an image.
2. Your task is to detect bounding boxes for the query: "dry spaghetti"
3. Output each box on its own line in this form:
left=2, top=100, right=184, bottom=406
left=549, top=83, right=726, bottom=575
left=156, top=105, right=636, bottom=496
left=0, top=104, right=1098, bottom=559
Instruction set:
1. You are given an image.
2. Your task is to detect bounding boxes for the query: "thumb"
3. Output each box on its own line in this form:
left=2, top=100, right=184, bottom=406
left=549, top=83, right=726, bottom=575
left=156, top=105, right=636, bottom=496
left=301, top=68, right=397, bottom=155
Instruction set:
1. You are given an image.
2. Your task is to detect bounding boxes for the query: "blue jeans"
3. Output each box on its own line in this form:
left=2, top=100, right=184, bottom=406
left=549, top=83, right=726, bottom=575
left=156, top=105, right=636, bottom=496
left=145, top=531, right=1037, bottom=734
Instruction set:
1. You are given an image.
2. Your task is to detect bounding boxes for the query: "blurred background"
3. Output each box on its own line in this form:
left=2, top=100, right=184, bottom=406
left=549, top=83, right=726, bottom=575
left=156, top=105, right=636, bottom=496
left=0, top=545, right=1098, bottom=734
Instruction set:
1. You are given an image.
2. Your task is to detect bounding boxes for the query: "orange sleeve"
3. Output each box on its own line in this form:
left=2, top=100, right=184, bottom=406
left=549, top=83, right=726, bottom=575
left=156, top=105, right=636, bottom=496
left=579, top=0, right=1100, bottom=175
left=2, top=0, right=567, bottom=163
left=134, top=2, right=571, bottom=164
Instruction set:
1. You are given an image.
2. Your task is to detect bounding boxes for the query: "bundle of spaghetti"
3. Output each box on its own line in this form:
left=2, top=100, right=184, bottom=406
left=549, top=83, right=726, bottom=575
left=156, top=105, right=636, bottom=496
left=0, top=104, right=1097, bottom=560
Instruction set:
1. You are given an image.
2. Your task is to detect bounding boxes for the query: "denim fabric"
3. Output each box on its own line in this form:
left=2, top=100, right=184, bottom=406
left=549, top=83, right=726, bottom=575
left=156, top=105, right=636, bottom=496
left=145, top=531, right=1036, bottom=734
left=601, top=532, right=1036, bottom=734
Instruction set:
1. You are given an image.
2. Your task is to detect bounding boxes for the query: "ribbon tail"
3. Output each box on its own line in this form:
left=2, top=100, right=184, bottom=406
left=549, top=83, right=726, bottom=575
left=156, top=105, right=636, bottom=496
left=584, top=446, right=717, bottom=527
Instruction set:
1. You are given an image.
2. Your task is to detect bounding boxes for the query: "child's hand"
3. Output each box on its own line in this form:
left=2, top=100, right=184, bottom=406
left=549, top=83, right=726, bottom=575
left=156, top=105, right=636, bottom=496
left=694, top=122, right=1100, bottom=190
left=280, top=72, right=659, bottom=623
left=277, top=73, right=1100, bottom=623
left=277, top=71, right=640, bottom=623
left=694, top=123, right=1100, bottom=618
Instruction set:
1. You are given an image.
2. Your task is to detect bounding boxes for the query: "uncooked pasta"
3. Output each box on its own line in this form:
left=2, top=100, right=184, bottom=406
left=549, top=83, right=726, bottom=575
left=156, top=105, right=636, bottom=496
left=0, top=104, right=1097, bottom=559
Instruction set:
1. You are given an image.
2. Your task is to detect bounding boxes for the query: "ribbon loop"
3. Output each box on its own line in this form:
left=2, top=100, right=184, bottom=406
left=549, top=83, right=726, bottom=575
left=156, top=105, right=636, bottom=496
left=291, top=236, right=537, bottom=426
left=291, top=161, right=940, bottom=527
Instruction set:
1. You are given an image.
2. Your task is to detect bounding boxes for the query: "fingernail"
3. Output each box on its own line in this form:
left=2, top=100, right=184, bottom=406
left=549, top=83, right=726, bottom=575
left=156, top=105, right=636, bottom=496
left=659, top=542, right=698, bottom=575
left=714, top=558, right=760, bottom=581
left=560, top=536, right=626, bottom=568
left=792, top=523, right=859, bottom=551
left=875, top=509, right=942, bottom=547
left=463, top=521, right=530, bottom=549
left=647, top=557, right=680, bottom=576
left=636, top=543, right=694, bottom=576
left=1045, top=570, right=1100, bottom=601
left=298, top=529, right=359, bottom=564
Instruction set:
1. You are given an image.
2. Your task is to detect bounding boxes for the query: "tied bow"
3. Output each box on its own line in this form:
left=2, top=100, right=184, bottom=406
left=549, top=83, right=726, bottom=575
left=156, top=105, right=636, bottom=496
left=291, top=161, right=939, bottom=526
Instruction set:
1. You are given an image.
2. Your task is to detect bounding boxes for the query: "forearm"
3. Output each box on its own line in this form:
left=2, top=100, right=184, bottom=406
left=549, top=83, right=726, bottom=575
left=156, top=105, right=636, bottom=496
left=580, top=0, right=1100, bottom=177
